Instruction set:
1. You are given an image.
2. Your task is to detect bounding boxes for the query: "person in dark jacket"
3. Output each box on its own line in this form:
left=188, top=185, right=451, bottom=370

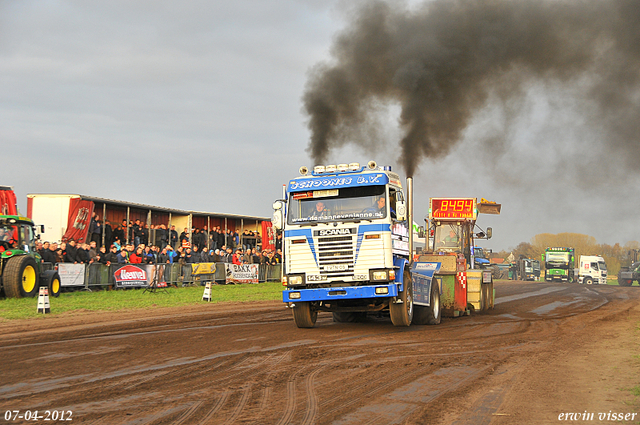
left=75, top=243, right=90, bottom=264
left=105, top=245, right=119, bottom=264
left=41, top=242, right=57, bottom=264
left=64, top=240, right=78, bottom=263
left=188, top=246, right=199, bottom=263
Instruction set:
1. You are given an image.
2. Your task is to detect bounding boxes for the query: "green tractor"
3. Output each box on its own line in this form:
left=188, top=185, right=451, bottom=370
left=0, top=215, right=61, bottom=298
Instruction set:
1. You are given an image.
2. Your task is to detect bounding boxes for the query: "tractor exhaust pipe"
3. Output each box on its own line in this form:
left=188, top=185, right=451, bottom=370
left=407, top=177, right=413, bottom=266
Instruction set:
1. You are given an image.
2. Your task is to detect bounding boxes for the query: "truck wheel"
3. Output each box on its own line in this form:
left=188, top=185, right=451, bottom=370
left=3, top=256, right=39, bottom=298
left=41, top=270, right=61, bottom=297
left=292, top=302, right=317, bottom=328
left=332, top=312, right=365, bottom=322
left=390, top=270, right=413, bottom=327
left=583, top=277, right=593, bottom=285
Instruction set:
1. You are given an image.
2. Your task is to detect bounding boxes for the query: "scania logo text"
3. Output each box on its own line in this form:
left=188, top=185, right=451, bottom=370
left=316, top=228, right=354, bottom=236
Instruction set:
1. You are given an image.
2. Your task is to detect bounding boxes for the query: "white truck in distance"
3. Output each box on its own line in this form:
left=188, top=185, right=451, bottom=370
left=578, top=255, right=607, bottom=285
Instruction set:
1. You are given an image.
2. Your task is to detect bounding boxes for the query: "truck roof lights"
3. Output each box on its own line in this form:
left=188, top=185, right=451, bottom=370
left=325, top=164, right=337, bottom=173
left=349, top=162, right=360, bottom=171
left=337, top=163, right=348, bottom=172
left=314, top=165, right=326, bottom=174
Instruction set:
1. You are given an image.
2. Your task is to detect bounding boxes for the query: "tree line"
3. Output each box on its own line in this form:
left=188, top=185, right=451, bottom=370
left=492, top=233, right=640, bottom=277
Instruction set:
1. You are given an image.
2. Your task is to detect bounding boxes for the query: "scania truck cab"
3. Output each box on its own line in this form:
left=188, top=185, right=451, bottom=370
left=272, top=161, right=441, bottom=328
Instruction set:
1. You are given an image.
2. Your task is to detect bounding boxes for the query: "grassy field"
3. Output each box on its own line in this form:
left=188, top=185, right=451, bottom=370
left=0, top=281, right=284, bottom=321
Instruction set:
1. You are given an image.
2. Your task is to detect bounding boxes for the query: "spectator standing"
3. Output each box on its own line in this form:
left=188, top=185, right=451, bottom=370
left=117, top=247, right=129, bottom=263
left=130, top=246, right=144, bottom=264
left=75, top=243, right=90, bottom=264
left=90, top=216, right=102, bottom=248
left=104, top=221, right=113, bottom=249
left=251, top=248, right=260, bottom=264
left=179, top=228, right=190, bottom=248
left=170, top=225, right=178, bottom=249
left=141, top=224, right=149, bottom=246
left=105, top=245, right=119, bottom=264
left=113, top=224, right=125, bottom=247
left=158, top=224, right=168, bottom=249
left=64, top=240, right=78, bottom=263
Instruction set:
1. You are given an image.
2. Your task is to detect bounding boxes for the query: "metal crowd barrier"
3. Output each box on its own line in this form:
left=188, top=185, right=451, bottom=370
left=43, top=262, right=282, bottom=290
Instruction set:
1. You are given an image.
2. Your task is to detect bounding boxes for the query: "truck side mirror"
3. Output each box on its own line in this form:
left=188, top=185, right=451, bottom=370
left=486, top=227, right=492, bottom=239
left=395, top=201, right=406, bottom=221
left=272, top=200, right=284, bottom=230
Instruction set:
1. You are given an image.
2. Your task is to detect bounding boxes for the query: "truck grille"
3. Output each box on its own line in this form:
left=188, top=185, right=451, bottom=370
left=317, top=235, right=354, bottom=278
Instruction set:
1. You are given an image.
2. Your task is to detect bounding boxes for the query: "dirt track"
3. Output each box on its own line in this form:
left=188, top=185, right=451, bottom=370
left=1, top=281, right=639, bottom=424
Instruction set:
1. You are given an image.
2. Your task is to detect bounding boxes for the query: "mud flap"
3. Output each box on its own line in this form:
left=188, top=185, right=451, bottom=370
left=411, top=262, right=441, bottom=306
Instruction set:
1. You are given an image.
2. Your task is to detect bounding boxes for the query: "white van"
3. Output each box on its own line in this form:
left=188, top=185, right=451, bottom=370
left=578, top=255, right=607, bottom=285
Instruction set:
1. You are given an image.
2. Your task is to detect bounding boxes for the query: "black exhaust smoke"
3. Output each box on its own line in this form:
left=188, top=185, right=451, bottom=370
left=303, top=0, right=640, bottom=177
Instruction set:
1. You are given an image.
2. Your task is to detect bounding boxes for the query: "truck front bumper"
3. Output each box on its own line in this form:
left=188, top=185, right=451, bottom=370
left=283, top=283, right=399, bottom=303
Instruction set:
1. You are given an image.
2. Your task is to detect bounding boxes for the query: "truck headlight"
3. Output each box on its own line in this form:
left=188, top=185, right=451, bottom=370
left=289, top=292, right=301, bottom=299
left=371, top=270, right=389, bottom=281
left=288, top=275, right=304, bottom=285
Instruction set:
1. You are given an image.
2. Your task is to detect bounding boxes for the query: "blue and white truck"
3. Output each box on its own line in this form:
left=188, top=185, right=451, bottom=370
left=272, top=161, right=441, bottom=328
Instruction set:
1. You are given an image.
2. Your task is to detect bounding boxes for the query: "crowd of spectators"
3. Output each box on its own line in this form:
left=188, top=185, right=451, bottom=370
left=37, top=213, right=282, bottom=267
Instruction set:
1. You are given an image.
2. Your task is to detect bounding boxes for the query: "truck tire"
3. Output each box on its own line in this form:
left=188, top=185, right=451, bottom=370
left=292, top=302, right=317, bottom=328
left=332, top=312, right=366, bottom=322
left=390, top=270, right=413, bottom=327
left=3, top=256, right=39, bottom=299
left=41, top=270, right=61, bottom=297
left=583, top=277, right=593, bottom=285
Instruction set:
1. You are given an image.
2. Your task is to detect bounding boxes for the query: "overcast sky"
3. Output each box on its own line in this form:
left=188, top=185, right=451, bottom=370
left=2, top=0, right=639, bottom=253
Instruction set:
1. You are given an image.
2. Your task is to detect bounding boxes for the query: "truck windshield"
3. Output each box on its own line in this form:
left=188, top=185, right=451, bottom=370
left=287, top=185, right=386, bottom=224
left=546, top=252, right=570, bottom=264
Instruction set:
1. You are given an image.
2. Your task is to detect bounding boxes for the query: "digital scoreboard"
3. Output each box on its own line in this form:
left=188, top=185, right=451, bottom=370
left=429, top=198, right=477, bottom=220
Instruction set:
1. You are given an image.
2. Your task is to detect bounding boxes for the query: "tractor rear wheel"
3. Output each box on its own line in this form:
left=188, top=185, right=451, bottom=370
left=4, top=255, right=39, bottom=298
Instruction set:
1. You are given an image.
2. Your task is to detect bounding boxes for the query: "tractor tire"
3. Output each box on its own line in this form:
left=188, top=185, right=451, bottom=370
left=3, top=255, right=39, bottom=298
left=41, top=270, right=61, bottom=297
left=390, top=269, right=413, bottom=327
left=292, top=302, right=317, bottom=328
left=618, top=276, right=633, bottom=287
left=332, top=312, right=366, bottom=322
left=413, top=280, right=441, bottom=325
left=425, top=280, right=441, bottom=325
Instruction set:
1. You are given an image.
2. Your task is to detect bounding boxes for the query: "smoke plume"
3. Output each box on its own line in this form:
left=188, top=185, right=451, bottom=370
left=303, top=0, right=640, bottom=177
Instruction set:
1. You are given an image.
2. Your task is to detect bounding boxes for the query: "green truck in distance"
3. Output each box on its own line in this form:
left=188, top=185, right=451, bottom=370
left=544, top=247, right=575, bottom=282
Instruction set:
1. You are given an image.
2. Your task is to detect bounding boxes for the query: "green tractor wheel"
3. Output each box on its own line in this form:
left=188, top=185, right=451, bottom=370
left=41, top=270, right=61, bottom=297
left=4, top=255, right=40, bottom=298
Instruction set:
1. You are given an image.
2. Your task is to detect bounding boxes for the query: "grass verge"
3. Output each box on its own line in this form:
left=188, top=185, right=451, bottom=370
left=0, top=281, right=284, bottom=321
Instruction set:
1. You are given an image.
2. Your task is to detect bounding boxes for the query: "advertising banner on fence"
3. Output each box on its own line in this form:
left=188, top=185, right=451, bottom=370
left=58, top=263, right=86, bottom=287
left=225, top=264, right=259, bottom=284
left=191, top=263, right=216, bottom=275
left=114, top=264, right=149, bottom=288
